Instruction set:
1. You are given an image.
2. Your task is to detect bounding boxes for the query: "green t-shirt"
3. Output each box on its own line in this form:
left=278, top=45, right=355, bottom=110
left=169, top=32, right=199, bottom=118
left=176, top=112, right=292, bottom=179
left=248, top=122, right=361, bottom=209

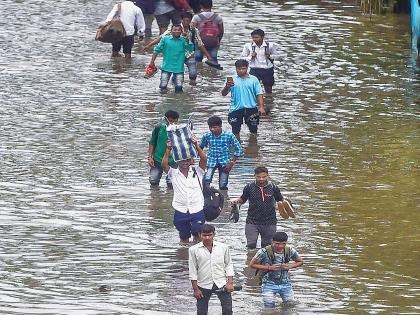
left=149, top=124, right=174, bottom=164
left=152, top=35, right=194, bottom=73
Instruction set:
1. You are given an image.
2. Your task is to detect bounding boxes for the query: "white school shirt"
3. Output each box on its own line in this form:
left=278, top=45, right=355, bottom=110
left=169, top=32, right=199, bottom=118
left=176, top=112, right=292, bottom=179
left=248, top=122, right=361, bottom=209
left=105, top=1, right=145, bottom=36
left=189, top=241, right=235, bottom=289
left=168, top=166, right=204, bottom=213
left=240, top=40, right=279, bottom=69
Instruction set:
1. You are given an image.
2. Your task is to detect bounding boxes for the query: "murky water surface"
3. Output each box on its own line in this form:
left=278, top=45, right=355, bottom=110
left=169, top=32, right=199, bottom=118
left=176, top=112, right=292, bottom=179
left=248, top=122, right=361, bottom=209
left=1, top=0, right=419, bottom=314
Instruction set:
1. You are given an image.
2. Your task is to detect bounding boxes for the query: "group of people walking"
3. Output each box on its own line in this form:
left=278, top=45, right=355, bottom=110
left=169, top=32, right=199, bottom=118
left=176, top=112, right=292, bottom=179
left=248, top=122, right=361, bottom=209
left=148, top=110, right=303, bottom=314
left=100, top=0, right=303, bottom=313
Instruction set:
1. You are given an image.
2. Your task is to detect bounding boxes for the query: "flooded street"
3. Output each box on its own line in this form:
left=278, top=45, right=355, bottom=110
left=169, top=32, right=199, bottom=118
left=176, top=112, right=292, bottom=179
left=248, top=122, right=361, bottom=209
left=1, top=0, right=419, bottom=314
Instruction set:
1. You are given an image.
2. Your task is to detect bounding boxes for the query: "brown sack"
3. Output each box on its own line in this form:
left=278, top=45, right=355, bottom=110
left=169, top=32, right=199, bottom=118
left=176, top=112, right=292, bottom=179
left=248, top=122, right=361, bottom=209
left=95, top=3, right=126, bottom=44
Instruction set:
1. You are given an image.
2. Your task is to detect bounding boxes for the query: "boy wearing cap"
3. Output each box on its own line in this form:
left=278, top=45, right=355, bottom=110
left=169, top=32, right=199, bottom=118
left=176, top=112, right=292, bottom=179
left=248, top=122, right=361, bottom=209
left=249, top=231, right=303, bottom=308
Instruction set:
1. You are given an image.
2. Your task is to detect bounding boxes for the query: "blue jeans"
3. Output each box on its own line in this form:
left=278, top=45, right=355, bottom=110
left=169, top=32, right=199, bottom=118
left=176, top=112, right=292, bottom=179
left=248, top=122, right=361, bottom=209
left=204, top=164, right=229, bottom=190
left=159, top=70, right=184, bottom=92
left=149, top=162, right=171, bottom=186
left=173, top=210, right=205, bottom=240
left=185, top=56, right=197, bottom=80
left=194, top=46, right=219, bottom=63
left=261, top=282, right=294, bottom=308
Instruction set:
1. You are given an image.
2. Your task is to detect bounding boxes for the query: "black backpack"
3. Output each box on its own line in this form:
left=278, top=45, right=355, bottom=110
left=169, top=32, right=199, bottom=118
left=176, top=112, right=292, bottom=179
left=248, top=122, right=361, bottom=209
left=193, top=168, right=224, bottom=221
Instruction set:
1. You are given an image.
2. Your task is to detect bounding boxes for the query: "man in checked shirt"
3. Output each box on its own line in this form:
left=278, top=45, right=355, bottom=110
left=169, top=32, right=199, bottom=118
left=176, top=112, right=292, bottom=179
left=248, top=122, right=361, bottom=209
left=200, top=116, right=243, bottom=190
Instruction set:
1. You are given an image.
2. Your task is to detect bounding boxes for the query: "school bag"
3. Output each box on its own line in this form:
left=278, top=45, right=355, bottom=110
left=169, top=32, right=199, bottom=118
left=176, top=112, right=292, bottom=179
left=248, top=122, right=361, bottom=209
left=197, top=13, right=221, bottom=48
left=254, top=245, right=291, bottom=285
left=251, top=41, right=274, bottom=64
left=95, top=3, right=126, bottom=44
left=193, top=168, right=224, bottom=222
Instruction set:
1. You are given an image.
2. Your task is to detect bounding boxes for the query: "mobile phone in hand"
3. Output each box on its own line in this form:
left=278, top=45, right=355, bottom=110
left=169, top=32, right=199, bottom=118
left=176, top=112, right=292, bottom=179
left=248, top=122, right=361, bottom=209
left=226, top=76, right=233, bottom=83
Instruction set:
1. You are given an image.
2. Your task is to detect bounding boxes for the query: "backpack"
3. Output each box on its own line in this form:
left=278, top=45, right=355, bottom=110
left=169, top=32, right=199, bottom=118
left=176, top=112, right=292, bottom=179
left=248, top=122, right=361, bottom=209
left=197, top=13, right=220, bottom=49
left=95, top=3, right=127, bottom=44
left=251, top=41, right=274, bottom=64
left=254, top=245, right=291, bottom=285
left=193, top=168, right=224, bottom=221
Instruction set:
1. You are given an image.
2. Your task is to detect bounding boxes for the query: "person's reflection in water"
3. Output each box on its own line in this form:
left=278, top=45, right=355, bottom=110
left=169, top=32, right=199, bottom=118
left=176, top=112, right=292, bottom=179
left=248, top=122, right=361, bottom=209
left=243, top=134, right=260, bottom=159
left=111, top=56, right=133, bottom=74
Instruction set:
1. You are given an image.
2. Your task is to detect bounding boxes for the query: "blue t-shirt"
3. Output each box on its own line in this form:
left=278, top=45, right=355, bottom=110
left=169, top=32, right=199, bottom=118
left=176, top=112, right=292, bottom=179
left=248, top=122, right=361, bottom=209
left=254, top=246, right=299, bottom=284
left=228, top=74, right=263, bottom=113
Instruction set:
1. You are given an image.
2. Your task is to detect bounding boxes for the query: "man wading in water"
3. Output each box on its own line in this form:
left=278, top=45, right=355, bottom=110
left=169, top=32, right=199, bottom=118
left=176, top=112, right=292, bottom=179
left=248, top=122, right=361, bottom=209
left=162, top=138, right=207, bottom=243
left=189, top=224, right=234, bottom=315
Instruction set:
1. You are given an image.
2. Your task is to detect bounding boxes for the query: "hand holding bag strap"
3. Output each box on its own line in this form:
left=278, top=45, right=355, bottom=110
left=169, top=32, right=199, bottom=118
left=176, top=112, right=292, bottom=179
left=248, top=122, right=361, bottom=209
left=192, top=167, right=203, bottom=191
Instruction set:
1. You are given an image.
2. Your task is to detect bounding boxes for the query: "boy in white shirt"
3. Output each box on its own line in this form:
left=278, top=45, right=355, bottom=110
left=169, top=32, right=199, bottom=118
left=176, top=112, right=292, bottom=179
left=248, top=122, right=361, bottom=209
left=240, top=29, right=279, bottom=93
left=162, top=138, right=207, bottom=243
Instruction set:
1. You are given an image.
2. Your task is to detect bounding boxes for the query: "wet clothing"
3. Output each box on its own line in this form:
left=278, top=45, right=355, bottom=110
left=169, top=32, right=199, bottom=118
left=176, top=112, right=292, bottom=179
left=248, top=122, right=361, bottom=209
left=112, top=35, right=135, bottom=54
left=240, top=181, right=284, bottom=225
left=227, top=74, right=263, bottom=113
left=227, top=107, right=259, bottom=135
left=254, top=246, right=299, bottom=285
left=200, top=130, right=243, bottom=168
left=169, top=165, right=205, bottom=213
left=159, top=25, right=203, bottom=80
left=153, top=35, right=194, bottom=73
left=262, top=282, right=294, bottom=308
left=154, top=0, right=180, bottom=27
left=149, top=124, right=174, bottom=165
left=105, top=1, right=145, bottom=36
left=250, top=67, right=275, bottom=88
left=160, top=25, right=204, bottom=58
left=189, top=241, right=234, bottom=289
left=240, top=41, right=279, bottom=69
left=174, top=209, right=205, bottom=239
left=245, top=223, right=276, bottom=249
left=196, top=284, right=232, bottom=315
left=189, top=240, right=234, bottom=315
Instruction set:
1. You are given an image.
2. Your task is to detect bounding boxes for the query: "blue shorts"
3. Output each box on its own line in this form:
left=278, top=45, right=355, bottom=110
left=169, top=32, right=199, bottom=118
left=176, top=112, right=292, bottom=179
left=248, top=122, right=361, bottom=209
left=173, top=210, right=205, bottom=240
left=261, top=282, right=294, bottom=308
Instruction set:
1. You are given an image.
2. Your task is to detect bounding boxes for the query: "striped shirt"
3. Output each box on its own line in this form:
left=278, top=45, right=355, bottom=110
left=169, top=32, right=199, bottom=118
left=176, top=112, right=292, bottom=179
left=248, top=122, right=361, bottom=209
left=200, top=130, right=243, bottom=168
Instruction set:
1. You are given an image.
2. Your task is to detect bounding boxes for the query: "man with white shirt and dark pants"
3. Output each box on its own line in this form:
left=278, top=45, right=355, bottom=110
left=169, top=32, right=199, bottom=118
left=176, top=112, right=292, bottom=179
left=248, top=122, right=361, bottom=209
left=189, top=224, right=234, bottom=315
left=104, top=0, right=145, bottom=58
left=162, top=138, right=207, bottom=243
left=240, top=29, right=279, bottom=93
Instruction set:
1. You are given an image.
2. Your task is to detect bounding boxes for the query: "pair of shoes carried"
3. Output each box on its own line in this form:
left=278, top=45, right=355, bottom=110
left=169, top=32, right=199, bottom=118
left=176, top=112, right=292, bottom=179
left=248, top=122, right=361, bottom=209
left=144, top=65, right=158, bottom=78
left=205, top=60, right=223, bottom=70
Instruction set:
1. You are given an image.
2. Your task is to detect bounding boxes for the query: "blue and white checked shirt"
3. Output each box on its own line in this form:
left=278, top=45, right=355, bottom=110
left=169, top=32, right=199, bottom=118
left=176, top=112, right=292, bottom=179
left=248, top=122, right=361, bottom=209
left=200, top=130, right=243, bottom=168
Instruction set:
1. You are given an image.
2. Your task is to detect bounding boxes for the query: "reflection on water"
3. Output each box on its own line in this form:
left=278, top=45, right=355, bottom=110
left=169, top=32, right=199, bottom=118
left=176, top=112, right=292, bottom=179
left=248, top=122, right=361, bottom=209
left=0, top=0, right=418, bottom=314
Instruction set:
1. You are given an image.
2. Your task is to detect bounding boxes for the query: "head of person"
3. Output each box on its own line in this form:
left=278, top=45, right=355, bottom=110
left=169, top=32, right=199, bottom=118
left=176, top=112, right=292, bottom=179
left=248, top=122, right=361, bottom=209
left=207, top=116, right=223, bottom=136
left=178, top=158, right=194, bottom=170
left=171, top=24, right=183, bottom=38
left=272, top=231, right=288, bottom=253
left=254, top=166, right=269, bottom=186
left=181, top=11, right=193, bottom=27
left=251, top=29, right=265, bottom=45
left=200, top=224, right=215, bottom=245
left=200, top=0, right=213, bottom=10
left=234, top=59, right=249, bottom=78
left=165, top=110, right=179, bottom=125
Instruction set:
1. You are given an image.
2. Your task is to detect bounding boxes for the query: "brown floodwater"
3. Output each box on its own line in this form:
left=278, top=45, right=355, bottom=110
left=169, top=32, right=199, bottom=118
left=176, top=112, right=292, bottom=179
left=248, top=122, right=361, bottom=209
left=0, top=0, right=419, bottom=314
